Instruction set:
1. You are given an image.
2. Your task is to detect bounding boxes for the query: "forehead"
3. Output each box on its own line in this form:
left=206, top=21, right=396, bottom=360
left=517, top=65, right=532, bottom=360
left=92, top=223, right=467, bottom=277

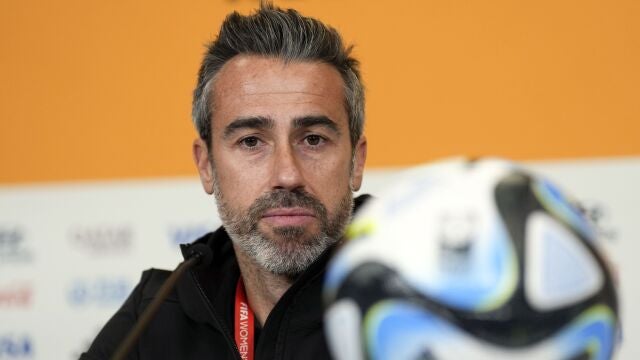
left=210, top=55, right=347, bottom=129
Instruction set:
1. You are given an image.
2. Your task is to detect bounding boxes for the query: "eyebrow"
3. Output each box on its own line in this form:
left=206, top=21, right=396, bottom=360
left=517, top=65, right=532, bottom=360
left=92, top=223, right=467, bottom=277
left=223, top=116, right=274, bottom=139
left=293, top=116, right=340, bottom=135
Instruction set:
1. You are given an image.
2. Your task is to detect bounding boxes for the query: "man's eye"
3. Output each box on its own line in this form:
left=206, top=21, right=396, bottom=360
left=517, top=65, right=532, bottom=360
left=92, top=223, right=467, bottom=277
left=305, top=135, right=323, bottom=146
left=240, top=137, right=260, bottom=148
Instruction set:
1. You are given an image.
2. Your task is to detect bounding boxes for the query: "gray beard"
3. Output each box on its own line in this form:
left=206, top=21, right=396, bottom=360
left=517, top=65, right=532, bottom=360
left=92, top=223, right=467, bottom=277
left=213, top=184, right=354, bottom=277
left=231, top=230, right=335, bottom=277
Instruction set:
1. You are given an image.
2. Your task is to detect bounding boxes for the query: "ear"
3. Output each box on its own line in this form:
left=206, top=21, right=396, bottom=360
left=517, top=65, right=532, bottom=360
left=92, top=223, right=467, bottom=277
left=193, top=138, right=215, bottom=194
left=350, top=136, right=367, bottom=191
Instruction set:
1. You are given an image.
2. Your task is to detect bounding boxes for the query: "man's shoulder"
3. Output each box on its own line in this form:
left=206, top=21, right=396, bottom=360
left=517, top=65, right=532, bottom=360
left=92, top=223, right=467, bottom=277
left=138, top=268, right=173, bottom=299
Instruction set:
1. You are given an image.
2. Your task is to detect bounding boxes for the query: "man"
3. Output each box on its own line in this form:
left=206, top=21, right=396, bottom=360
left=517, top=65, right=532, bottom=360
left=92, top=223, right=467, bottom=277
left=81, top=2, right=367, bottom=359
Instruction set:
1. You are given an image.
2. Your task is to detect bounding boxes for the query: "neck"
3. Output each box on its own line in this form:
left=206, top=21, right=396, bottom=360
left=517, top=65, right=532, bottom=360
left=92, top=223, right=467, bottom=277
left=233, top=245, right=295, bottom=326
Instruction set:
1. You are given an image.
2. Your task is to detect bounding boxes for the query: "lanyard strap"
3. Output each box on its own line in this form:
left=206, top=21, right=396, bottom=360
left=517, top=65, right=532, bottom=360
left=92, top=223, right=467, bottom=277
left=234, top=278, right=255, bottom=360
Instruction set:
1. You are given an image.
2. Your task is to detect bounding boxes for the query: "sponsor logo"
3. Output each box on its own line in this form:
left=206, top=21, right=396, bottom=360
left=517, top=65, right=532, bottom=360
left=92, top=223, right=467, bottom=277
left=438, top=213, right=477, bottom=272
left=68, top=225, right=132, bottom=255
left=0, top=335, right=33, bottom=358
left=0, top=227, right=32, bottom=265
left=0, top=283, right=32, bottom=308
left=67, top=278, right=132, bottom=307
left=237, top=300, right=251, bottom=359
left=168, top=224, right=212, bottom=246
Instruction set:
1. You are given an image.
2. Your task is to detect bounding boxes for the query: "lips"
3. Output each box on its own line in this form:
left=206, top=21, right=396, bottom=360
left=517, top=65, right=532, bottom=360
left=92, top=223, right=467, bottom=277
left=263, top=207, right=315, bottom=217
left=262, top=207, right=316, bottom=227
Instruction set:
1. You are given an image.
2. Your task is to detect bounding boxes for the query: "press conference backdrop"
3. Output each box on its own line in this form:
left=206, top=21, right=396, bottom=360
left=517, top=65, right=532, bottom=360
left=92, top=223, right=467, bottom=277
left=1, top=0, right=639, bottom=359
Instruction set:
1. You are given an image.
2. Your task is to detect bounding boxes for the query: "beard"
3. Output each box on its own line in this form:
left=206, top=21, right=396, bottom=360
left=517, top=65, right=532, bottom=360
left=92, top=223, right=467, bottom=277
left=213, top=183, right=354, bottom=277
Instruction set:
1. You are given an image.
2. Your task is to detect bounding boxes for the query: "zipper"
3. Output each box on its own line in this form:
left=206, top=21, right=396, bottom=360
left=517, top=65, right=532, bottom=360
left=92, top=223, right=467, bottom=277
left=190, top=269, right=242, bottom=360
left=257, top=249, right=331, bottom=359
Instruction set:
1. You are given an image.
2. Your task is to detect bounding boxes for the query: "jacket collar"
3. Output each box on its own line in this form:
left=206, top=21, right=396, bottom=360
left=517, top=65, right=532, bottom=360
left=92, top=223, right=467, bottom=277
left=177, top=227, right=239, bottom=331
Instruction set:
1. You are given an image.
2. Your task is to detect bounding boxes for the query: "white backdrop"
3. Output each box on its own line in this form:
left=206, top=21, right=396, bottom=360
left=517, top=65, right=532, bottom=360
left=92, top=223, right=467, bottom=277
left=0, top=157, right=638, bottom=359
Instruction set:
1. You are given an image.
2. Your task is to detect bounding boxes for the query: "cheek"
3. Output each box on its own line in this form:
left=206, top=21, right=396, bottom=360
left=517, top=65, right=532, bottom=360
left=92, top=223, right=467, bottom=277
left=215, top=159, right=269, bottom=206
left=306, top=156, right=353, bottom=203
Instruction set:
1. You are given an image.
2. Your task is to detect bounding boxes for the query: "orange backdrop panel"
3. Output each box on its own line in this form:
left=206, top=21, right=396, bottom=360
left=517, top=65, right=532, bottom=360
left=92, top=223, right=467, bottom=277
left=1, top=0, right=638, bottom=184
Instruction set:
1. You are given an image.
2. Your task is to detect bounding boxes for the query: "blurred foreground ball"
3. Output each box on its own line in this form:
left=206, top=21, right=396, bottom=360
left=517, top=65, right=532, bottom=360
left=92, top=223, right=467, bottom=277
left=324, top=159, right=619, bottom=360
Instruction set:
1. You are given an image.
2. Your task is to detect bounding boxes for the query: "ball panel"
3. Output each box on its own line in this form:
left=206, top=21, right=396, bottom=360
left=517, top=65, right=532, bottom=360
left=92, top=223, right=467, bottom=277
left=325, top=299, right=365, bottom=360
left=525, top=211, right=604, bottom=311
left=531, top=178, right=597, bottom=242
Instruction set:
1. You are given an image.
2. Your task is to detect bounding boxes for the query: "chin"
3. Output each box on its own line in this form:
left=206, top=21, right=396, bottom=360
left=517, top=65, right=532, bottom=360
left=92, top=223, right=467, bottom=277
left=263, top=223, right=319, bottom=242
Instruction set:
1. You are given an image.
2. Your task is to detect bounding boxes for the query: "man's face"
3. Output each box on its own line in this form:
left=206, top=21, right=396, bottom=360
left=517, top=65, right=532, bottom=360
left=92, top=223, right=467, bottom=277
left=194, top=55, right=366, bottom=276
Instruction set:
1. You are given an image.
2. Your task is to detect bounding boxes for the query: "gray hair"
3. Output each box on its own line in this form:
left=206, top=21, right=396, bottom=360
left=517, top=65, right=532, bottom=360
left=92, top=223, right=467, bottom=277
left=192, top=2, right=365, bottom=149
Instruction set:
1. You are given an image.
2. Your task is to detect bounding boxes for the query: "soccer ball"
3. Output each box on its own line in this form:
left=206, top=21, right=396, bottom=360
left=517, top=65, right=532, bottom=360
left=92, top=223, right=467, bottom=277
left=324, top=159, right=619, bottom=360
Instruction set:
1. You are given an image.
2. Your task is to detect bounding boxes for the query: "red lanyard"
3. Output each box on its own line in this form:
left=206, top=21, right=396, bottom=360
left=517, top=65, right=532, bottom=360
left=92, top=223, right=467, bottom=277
left=234, top=278, right=254, bottom=360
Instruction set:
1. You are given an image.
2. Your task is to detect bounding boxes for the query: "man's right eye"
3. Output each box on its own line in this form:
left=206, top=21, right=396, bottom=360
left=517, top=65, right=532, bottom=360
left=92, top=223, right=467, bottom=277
left=239, top=136, right=260, bottom=148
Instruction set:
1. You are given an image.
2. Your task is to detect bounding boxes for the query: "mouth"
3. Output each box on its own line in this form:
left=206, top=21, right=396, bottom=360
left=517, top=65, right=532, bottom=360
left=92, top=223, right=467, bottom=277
left=261, top=207, right=316, bottom=227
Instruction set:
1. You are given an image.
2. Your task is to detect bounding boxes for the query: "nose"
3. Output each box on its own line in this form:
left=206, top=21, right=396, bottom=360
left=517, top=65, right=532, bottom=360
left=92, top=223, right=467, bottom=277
left=270, top=143, right=304, bottom=191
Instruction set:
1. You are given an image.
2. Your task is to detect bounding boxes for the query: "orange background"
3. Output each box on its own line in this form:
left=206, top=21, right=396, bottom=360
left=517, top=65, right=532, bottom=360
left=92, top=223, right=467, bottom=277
left=1, top=0, right=638, bottom=184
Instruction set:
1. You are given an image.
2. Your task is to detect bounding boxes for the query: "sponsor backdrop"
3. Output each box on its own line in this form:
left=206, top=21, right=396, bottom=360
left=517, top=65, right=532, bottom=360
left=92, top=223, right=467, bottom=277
left=1, top=1, right=638, bottom=359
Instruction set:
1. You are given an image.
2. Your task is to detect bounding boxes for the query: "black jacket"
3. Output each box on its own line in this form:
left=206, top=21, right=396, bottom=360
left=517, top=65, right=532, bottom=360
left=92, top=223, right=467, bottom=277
left=80, top=195, right=370, bottom=360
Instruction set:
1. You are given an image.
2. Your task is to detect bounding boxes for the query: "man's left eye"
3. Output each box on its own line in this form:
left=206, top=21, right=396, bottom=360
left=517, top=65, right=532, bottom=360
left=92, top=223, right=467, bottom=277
left=305, top=135, right=323, bottom=146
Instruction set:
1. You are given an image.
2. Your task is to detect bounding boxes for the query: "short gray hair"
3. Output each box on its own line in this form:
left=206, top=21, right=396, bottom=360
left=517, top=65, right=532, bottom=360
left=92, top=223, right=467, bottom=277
left=192, top=2, right=365, bottom=149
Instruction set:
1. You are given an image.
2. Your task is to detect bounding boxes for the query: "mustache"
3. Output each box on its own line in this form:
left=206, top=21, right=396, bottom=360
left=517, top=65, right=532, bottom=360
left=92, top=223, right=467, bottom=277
left=247, top=189, right=328, bottom=222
